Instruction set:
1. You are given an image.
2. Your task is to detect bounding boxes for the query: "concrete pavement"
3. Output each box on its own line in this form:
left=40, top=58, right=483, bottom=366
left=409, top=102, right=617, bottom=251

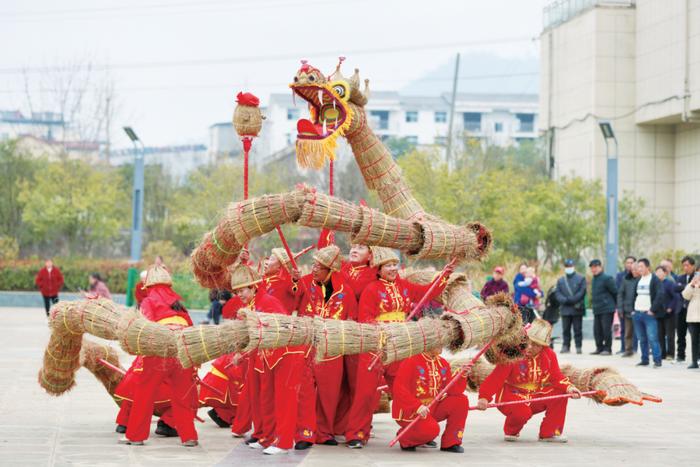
left=0, top=306, right=696, bottom=467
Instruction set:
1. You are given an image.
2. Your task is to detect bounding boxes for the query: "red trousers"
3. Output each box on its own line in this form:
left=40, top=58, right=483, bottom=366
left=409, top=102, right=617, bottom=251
left=498, top=389, right=568, bottom=438
left=230, top=354, right=258, bottom=437
left=116, top=401, right=176, bottom=428
left=333, top=354, right=358, bottom=434
left=396, top=394, right=468, bottom=449
left=296, top=358, right=317, bottom=443
left=259, top=354, right=304, bottom=449
left=313, top=357, right=343, bottom=442
left=125, top=356, right=198, bottom=443
left=345, top=353, right=401, bottom=443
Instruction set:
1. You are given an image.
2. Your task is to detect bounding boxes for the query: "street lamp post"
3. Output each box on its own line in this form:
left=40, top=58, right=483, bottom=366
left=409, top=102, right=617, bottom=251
left=598, top=120, right=618, bottom=276
left=123, top=126, right=145, bottom=306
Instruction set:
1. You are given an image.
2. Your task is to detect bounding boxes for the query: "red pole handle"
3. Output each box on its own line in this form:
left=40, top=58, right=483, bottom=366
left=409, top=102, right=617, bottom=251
left=97, top=358, right=126, bottom=376
left=388, top=339, right=494, bottom=447
left=368, top=258, right=457, bottom=371
left=276, top=226, right=299, bottom=272
left=468, top=390, right=600, bottom=410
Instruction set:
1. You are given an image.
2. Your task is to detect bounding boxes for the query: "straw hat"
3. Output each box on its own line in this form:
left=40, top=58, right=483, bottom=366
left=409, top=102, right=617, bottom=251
left=370, top=246, right=399, bottom=268
left=143, top=264, right=172, bottom=288
left=229, top=264, right=262, bottom=291
left=525, top=319, right=552, bottom=346
left=313, top=245, right=342, bottom=272
left=271, top=248, right=293, bottom=272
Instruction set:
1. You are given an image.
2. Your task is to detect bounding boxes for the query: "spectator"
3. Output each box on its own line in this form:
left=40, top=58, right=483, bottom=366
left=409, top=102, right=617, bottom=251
left=617, top=262, right=639, bottom=357
left=589, top=259, right=617, bottom=355
left=206, top=289, right=231, bottom=325
left=480, top=266, right=509, bottom=301
left=675, top=256, right=697, bottom=363
left=512, top=263, right=528, bottom=305
left=681, top=270, right=700, bottom=369
left=554, top=259, right=587, bottom=354
left=632, top=258, right=664, bottom=368
left=35, top=259, right=64, bottom=317
left=615, top=256, right=636, bottom=354
left=88, top=273, right=112, bottom=300
left=660, top=258, right=678, bottom=281
left=655, top=266, right=678, bottom=361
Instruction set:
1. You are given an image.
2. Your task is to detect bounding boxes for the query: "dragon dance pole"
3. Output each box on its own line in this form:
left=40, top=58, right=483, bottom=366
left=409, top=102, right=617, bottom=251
left=389, top=338, right=495, bottom=447
left=368, top=257, right=457, bottom=370
left=98, top=358, right=126, bottom=376
left=468, top=391, right=600, bottom=411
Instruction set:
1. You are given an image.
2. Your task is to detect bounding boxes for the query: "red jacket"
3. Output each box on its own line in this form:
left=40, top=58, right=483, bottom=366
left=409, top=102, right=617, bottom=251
left=357, top=277, right=448, bottom=323
left=249, top=292, right=305, bottom=371
left=139, top=284, right=193, bottom=327
left=392, top=353, right=466, bottom=421
left=35, top=267, right=64, bottom=296
left=133, top=281, right=148, bottom=306
left=261, top=270, right=300, bottom=312
left=340, top=261, right=378, bottom=306
left=478, top=346, right=572, bottom=402
left=222, top=296, right=244, bottom=320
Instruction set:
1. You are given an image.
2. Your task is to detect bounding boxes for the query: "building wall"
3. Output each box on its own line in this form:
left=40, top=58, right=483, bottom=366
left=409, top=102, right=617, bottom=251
left=541, top=0, right=700, bottom=252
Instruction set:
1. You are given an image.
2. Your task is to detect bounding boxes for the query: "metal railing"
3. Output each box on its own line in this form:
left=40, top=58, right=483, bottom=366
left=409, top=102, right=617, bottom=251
left=543, top=0, right=635, bottom=30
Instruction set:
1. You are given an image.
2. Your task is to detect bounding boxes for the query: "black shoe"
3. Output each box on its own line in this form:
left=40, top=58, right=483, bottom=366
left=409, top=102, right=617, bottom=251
left=421, top=440, right=438, bottom=448
left=677, top=357, right=686, bottom=363
left=115, top=424, right=127, bottom=434
left=207, top=408, right=231, bottom=428
left=441, top=445, right=465, bottom=453
left=653, top=361, right=662, bottom=368
left=576, top=348, right=582, bottom=354
left=688, top=363, right=699, bottom=369
left=321, top=438, right=339, bottom=446
left=401, top=446, right=417, bottom=452
left=347, top=439, right=363, bottom=449
left=636, top=361, right=649, bottom=366
left=295, top=441, right=313, bottom=450
left=155, top=420, right=178, bottom=437
left=590, top=350, right=601, bottom=355
left=560, top=347, right=570, bottom=354
left=599, top=350, right=611, bottom=356
left=245, top=437, right=259, bottom=445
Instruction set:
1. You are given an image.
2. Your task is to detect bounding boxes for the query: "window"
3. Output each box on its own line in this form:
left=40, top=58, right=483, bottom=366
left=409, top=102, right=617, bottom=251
left=463, top=112, right=481, bottom=132
left=405, top=111, right=418, bottom=123
left=516, top=113, right=535, bottom=132
left=405, top=135, right=418, bottom=145
left=370, top=110, right=390, bottom=130
left=434, top=111, right=447, bottom=123
left=287, top=108, right=299, bottom=120
left=434, top=136, right=447, bottom=146
left=494, top=122, right=503, bottom=133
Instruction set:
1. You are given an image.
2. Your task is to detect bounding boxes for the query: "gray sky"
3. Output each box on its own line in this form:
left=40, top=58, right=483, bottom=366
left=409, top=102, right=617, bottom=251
left=0, top=0, right=550, bottom=147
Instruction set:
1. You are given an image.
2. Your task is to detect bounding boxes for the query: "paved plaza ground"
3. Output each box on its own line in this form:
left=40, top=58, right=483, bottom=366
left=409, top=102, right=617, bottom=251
left=0, top=306, right=697, bottom=466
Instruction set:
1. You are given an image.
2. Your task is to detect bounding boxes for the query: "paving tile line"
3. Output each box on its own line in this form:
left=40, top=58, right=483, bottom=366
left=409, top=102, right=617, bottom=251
left=215, top=441, right=310, bottom=467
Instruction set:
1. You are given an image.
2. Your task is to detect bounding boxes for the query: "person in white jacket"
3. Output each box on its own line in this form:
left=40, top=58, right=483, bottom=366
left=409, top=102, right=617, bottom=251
left=682, top=272, right=700, bottom=368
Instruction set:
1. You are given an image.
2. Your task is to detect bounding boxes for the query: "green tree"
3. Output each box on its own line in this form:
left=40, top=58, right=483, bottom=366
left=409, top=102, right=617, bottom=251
left=18, top=159, right=129, bottom=256
left=0, top=140, right=39, bottom=244
left=618, top=190, right=672, bottom=259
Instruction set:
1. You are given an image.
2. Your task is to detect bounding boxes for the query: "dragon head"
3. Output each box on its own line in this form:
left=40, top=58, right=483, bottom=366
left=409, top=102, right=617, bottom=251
left=290, top=58, right=369, bottom=169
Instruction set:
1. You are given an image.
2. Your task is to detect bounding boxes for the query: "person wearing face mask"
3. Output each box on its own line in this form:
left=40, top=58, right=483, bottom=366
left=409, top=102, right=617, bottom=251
left=344, top=247, right=454, bottom=449
left=475, top=319, right=581, bottom=443
left=554, top=259, right=587, bottom=354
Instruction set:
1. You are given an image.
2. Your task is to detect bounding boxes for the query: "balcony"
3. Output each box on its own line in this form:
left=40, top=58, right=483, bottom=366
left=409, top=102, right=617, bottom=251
left=543, top=0, right=635, bottom=30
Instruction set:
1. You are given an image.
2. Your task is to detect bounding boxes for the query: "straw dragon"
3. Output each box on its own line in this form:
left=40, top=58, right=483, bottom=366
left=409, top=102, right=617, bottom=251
left=38, top=60, right=660, bottom=408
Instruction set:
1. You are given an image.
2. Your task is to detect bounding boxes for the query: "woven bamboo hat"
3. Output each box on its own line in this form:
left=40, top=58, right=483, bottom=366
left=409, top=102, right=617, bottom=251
left=143, top=264, right=172, bottom=288
left=525, top=318, right=552, bottom=346
left=229, top=264, right=262, bottom=291
left=313, top=245, right=342, bottom=272
left=271, top=248, right=293, bottom=272
left=370, top=246, right=400, bottom=268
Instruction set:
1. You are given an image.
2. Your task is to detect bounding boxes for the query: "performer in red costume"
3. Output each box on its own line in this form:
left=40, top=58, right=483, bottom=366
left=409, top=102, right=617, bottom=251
left=345, top=247, right=454, bottom=448
left=392, top=346, right=468, bottom=453
left=298, top=245, right=357, bottom=445
left=476, top=319, right=581, bottom=443
left=199, top=353, right=247, bottom=428
left=260, top=247, right=316, bottom=450
left=120, top=265, right=199, bottom=447
left=230, top=263, right=305, bottom=456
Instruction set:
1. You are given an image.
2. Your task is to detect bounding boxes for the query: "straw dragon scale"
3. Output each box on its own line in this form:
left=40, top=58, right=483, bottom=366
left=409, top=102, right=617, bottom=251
left=38, top=60, right=660, bottom=407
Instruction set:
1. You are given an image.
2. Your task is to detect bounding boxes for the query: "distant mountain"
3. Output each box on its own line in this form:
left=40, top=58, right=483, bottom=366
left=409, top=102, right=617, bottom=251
left=402, top=53, right=539, bottom=96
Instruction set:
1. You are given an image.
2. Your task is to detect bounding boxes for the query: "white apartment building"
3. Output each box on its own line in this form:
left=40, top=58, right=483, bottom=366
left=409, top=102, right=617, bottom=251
left=110, top=144, right=210, bottom=182
left=0, top=110, right=65, bottom=141
left=540, top=0, right=700, bottom=252
left=259, top=91, right=539, bottom=159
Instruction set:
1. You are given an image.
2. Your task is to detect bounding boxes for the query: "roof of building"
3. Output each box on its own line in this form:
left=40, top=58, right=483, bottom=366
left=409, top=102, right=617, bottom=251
left=0, top=110, right=65, bottom=125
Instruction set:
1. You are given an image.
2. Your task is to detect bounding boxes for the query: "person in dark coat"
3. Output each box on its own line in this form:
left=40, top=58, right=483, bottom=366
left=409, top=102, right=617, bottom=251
left=589, top=259, right=617, bottom=355
left=35, top=259, right=64, bottom=317
left=554, top=259, right=587, bottom=354
left=617, top=264, right=639, bottom=357
left=481, top=266, right=510, bottom=301
left=655, top=266, right=679, bottom=361
left=675, top=256, right=697, bottom=362
left=632, top=258, right=666, bottom=367
left=615, top=256, right=636, bottom=353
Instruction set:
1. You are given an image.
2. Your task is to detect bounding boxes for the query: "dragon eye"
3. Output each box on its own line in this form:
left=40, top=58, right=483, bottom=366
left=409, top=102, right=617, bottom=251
left=333, top=85, right=345, bottom=97
left=294, top=76, right=299, bottom=82
left=309, top=75, right=315, bottom=82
